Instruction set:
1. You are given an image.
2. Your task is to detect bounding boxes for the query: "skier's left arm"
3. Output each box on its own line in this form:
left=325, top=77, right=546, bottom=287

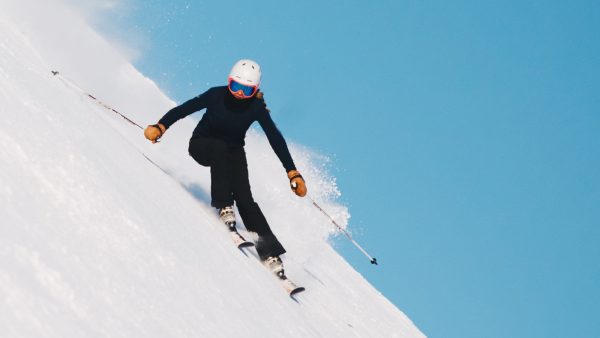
left=256, top=99, right=307, bottom=197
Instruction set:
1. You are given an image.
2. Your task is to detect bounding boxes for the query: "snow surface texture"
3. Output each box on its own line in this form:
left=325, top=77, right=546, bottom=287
left=0, top=1, right=424, bottom=337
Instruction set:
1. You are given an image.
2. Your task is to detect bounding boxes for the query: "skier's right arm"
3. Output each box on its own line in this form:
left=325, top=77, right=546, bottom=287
left=145, top=89, right=212, bottom=143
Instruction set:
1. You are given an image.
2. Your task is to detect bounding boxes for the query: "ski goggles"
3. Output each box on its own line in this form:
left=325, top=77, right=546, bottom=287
left=228, top=78, right=258, bottom=98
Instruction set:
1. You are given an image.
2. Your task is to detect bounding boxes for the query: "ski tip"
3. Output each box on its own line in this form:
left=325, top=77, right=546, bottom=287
left=237, top=242, right=255, bottom=249
left=289, top=287, right=305, bottom=297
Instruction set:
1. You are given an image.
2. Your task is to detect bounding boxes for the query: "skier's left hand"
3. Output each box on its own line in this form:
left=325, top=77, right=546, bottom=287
left=287, top=170, right=307, bottom=197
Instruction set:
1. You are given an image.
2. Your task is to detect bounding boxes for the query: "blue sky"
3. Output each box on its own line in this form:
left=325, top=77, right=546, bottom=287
left=92, top=1, right=600, bottom=337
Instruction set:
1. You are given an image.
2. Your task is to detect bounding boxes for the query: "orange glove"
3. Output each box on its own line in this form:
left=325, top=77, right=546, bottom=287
left=144, top=123, right=166, bottom=143
left=287, top=170, right=307, bottom=197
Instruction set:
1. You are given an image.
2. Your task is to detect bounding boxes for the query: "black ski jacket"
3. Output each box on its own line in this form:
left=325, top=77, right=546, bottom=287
left=159, top=86, right=296, bottom=172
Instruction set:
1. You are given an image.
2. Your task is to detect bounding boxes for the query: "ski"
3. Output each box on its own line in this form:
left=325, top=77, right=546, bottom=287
left=278, top=274, right=305, bottom=296
left=222, top=214, right=304, bottom=297
left=229, top=228, right=254, bottom=249
left=263, top=256, right=305, bottom=296
left=219, top=207, right=253, bottom=249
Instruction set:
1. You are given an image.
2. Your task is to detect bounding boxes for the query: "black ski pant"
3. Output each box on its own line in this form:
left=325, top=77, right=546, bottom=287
left=188, top=137, right=286, bottom=260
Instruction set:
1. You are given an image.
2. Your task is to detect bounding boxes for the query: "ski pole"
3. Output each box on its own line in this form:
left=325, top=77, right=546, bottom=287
left=51, top=70, right=144, bottom=130
left=307, top=194, right=378, bottom=265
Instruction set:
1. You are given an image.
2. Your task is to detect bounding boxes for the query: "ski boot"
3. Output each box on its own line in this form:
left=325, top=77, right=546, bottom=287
left=220, top=206, right=253, bottom=249
left=219, top=206, right=236, bottom=230
left=264, top=256, right=285, bottom=278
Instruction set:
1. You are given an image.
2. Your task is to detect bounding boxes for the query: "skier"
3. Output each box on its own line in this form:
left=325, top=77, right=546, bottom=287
left=144, top=59, right=307, bottom=277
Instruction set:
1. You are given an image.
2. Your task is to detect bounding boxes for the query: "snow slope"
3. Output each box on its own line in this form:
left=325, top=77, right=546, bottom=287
left=0, top=1, right=424, bottom=337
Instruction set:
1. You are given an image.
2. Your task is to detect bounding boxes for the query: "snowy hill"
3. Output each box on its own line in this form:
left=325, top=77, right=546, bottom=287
left=0, top=1, right=424, bottom=337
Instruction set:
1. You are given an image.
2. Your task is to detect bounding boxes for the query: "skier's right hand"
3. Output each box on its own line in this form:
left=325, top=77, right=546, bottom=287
left=144, top=123, right=166, bottom=143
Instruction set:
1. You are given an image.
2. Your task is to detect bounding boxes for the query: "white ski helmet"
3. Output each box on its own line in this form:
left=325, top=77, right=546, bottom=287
left=228, top=59, right=262, bottom=88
